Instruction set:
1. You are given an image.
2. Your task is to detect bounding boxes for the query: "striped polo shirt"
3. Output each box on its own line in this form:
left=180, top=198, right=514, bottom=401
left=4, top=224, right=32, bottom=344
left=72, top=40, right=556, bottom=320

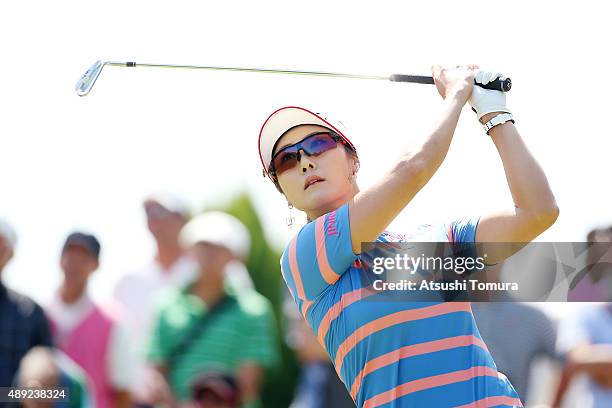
left=147, top=284, right=279, bottom=402
left=280, top=203, right=522, bottom=408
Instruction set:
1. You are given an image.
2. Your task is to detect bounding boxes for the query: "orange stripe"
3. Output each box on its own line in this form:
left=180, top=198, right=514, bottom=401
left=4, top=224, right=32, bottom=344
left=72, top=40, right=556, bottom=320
left=350, top=335, right=488, bottom=399
left=334, top=302, right=471, bottom=372
left=317, top=287, right=376, bottom=345
left=288, top=236, right=306, bottom=301
left=454, top=395, right=523, bottom=408
left=315, top=215, right=338, bottom=285
left=300, top=300, right=313, bottom=318
left=362, top=365, right=500, bottom=408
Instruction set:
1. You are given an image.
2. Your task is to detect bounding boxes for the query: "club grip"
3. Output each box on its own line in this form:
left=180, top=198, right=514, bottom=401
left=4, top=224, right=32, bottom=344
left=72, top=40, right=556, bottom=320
left=476, top=77, right=511, bottom=92
left=389, top=74, right=512, bottom=92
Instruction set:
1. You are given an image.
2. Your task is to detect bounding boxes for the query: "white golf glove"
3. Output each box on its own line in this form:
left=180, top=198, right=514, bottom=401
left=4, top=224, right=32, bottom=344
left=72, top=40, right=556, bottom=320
left=468, top=70, right=511, bottom=121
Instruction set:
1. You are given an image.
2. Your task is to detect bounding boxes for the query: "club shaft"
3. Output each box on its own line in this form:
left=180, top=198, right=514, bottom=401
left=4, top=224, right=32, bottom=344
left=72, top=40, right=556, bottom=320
left=107, top=61, right=391, bottom=81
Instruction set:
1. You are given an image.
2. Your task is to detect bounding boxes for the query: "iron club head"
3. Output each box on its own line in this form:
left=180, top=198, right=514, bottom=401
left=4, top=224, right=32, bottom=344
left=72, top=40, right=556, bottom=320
left=75, top=60, right=105, bottom=97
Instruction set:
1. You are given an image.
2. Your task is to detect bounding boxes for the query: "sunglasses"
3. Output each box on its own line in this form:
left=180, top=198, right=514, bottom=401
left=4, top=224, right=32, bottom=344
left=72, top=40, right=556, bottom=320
left=269, top=131, right=345, bottom=180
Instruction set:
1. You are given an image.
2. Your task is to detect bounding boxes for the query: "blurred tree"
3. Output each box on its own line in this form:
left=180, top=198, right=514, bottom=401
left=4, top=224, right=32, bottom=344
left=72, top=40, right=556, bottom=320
left=208, top=192, right=300, bottom=408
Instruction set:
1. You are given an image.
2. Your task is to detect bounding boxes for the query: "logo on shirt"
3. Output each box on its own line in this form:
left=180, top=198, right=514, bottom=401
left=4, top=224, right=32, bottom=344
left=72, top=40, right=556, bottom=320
left=327, top=211, right=338, bottom=236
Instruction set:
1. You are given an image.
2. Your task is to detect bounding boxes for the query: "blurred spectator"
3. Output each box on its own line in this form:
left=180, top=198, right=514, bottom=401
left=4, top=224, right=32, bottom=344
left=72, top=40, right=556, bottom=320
left=0, top=217, right=53, bottom=386
left=186, top=371, right=241, bottom=408
left=113, top=194, right=198, bottom=405
left=472, top=295, right=558, bottom=403
left=568, top=227, right=612, bottom=302
left=553, top=304, right=612, bottom=407
left=282, top=289, right=355, bottom=408
left=553, top=226, right=612, bottom=407
left=45, top=232, right=134, bottom=408
left=471, top=264, right=559, bottom=403
left=147, top=212, right=278, bottom=408
left=14, top=346, right=92, bottom=408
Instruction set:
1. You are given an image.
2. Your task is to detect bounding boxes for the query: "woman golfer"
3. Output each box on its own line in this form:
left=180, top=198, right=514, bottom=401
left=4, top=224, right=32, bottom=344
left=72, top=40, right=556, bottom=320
left=257, top=65, right=558, bottom=407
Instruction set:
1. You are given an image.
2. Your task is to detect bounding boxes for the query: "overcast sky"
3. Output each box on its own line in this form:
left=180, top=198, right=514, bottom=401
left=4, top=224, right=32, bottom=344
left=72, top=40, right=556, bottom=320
left=1, top=0, right=610, bottom=317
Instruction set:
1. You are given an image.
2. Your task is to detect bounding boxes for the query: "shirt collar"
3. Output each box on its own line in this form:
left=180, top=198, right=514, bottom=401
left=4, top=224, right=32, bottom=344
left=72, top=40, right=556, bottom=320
left=53, top=288, right=92, bottom=309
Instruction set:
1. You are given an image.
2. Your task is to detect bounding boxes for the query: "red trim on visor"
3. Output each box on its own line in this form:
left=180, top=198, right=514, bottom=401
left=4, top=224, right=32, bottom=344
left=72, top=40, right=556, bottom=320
left=257, top=106, right=357, bottom=181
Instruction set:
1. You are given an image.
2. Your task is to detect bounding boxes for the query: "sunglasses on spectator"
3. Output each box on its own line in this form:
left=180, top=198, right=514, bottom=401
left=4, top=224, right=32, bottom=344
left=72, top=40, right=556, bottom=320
left=269, top=131, right=346, bottom=180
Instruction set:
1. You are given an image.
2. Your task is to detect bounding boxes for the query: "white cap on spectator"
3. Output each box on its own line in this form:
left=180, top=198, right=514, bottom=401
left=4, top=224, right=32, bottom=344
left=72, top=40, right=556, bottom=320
left=180, top=212, right=250, bottom=259
left=0, top=217, right=17, bottom=250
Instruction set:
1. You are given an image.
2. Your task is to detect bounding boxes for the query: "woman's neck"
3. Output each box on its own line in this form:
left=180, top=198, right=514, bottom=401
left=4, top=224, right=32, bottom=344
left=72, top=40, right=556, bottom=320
left=307, top=184, right=359, bottom=220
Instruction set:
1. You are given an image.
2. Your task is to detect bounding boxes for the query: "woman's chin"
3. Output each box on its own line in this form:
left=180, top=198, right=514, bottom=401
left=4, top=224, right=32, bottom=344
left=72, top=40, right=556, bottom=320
left=302, top=187, right=343, bottom=213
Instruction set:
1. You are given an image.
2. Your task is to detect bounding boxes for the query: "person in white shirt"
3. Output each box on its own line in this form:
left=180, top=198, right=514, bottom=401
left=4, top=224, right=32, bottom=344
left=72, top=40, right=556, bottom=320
left=114, top=194, right=198, bottom=405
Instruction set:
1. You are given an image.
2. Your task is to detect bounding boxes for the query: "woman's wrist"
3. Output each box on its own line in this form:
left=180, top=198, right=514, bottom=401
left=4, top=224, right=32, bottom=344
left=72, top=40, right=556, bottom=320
left=446, top=87, right=471, bottom=105
left=479, top=111, right=506, bottom=124
left=443, top=91, right=469, bottom=113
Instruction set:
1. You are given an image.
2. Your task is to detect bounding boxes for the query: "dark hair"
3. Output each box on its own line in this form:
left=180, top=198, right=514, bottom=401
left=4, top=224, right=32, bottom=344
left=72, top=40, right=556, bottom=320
left=62, top=232, right=101, bottom=260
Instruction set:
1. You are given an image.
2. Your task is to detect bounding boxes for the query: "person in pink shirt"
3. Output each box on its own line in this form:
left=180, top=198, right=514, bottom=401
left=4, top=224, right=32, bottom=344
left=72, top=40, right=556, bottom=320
left=46, top=232, right=134, bottom=408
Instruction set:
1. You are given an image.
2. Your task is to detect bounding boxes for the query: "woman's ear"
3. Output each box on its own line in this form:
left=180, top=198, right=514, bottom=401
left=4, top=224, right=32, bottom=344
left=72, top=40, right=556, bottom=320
left=353, top=158, right=361, bottom=175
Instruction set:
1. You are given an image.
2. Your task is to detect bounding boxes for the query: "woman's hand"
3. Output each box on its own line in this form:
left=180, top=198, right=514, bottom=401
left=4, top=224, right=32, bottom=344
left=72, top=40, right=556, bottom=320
left=431, top=64, right=478, bottom=104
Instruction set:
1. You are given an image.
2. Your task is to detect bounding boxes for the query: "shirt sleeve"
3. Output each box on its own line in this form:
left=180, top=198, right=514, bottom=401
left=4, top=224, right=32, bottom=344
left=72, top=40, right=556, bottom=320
left=280, top=202, right=357, bottom=303
left=444, top=216, right=481, bottom=255
left=108, top=322, right=136, bottom=389
left=438, top=216, right=484, bottom=275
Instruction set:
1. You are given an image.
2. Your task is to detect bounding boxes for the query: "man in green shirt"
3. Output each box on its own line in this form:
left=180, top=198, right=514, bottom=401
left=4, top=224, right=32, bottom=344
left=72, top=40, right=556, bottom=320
left=148, top=212, right=278, bottom=408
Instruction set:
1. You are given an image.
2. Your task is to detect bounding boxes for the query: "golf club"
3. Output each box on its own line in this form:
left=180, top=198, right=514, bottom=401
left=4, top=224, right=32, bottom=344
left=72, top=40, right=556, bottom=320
left=75, top=60, right=512, bottom=97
